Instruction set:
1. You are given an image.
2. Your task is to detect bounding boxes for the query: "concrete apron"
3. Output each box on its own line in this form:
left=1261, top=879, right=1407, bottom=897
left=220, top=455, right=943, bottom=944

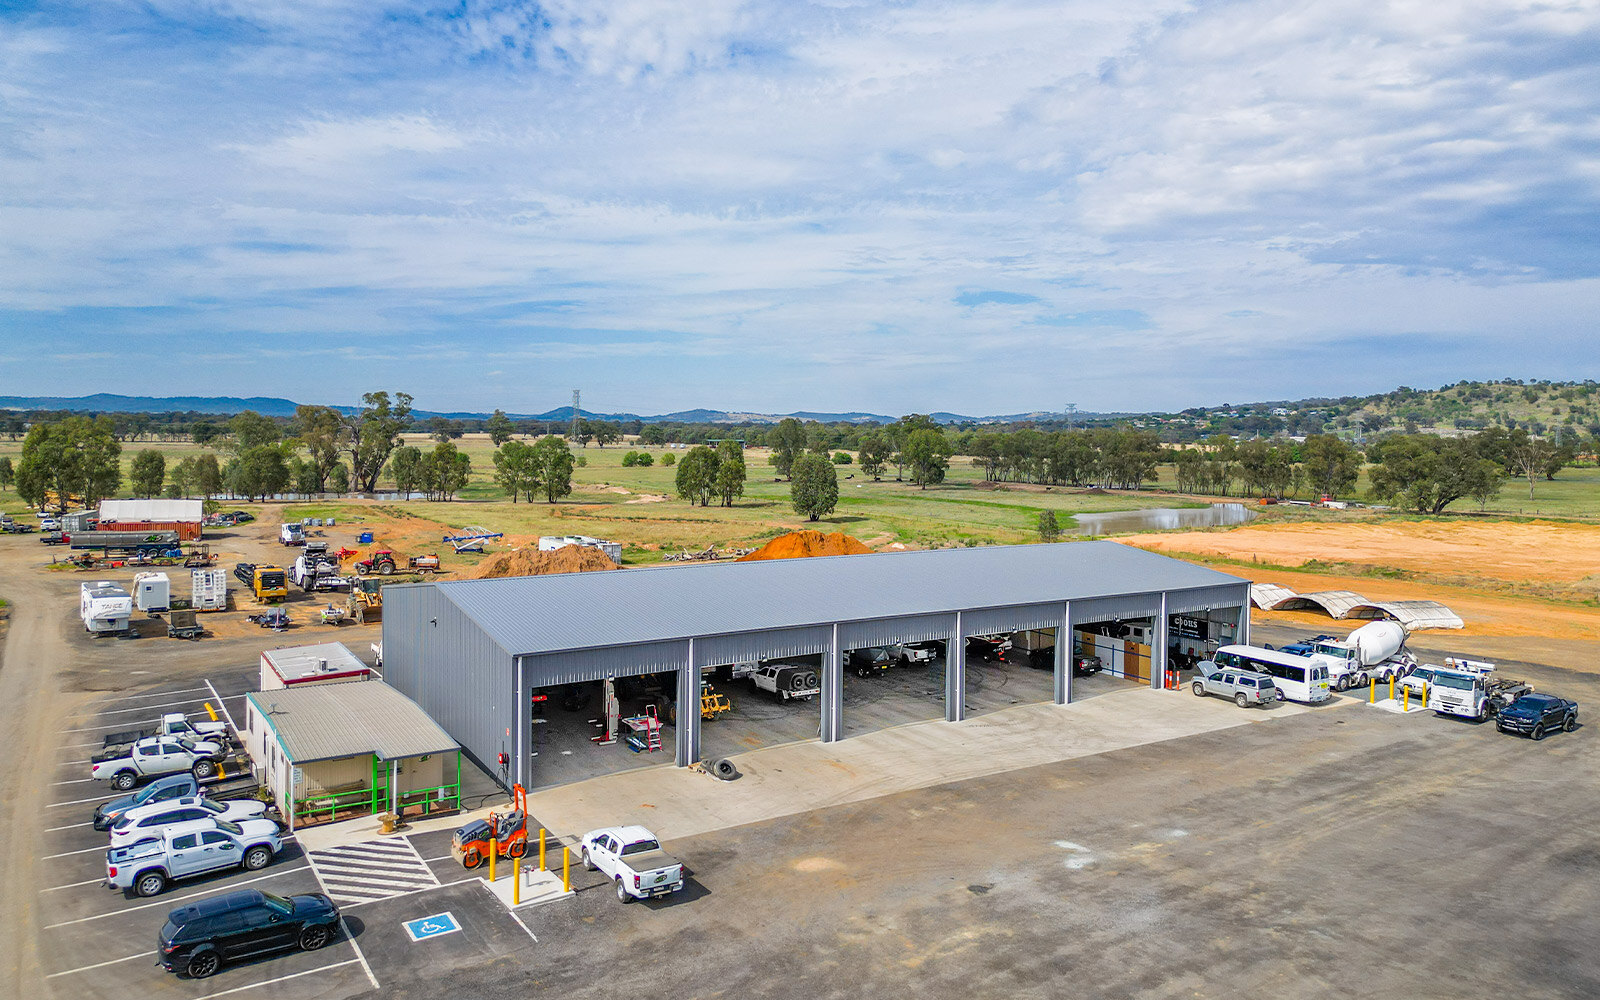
left=523, top=686, right=1334, bottom=844
left=295, top=687, right=1341, bottom=853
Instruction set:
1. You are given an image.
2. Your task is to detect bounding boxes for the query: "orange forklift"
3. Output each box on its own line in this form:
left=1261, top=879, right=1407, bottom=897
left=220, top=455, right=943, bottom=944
left=451, top=783, right=529, bottom=868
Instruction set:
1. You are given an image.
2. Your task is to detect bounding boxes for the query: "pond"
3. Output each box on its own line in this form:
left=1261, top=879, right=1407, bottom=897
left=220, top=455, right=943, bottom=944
left=1072, top=503, right=1256, bottom=535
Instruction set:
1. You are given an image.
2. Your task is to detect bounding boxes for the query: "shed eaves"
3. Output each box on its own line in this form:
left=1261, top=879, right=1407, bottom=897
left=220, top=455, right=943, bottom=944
left=424, top=540, right=1249, bottom=658
left=246, top=681, right=457, bottom=764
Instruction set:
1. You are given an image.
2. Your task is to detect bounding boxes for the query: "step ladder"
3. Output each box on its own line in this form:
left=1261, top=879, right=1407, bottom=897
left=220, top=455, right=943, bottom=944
left=643, top=704, right=663, bottom=752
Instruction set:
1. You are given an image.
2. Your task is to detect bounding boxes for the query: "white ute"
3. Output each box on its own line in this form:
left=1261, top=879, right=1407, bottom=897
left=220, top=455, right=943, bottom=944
left=105, top=818, right=283, bottom=896
left=580, top=826, right=686, bottom=903
left=91, top=736, right=224, bottom=790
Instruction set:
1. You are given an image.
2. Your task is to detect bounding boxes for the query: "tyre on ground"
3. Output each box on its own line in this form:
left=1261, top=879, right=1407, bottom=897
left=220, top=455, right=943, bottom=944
left=243, top=845, right=273, bottom=870
left=582, top=848, right=596, bottom=871
left=135, top=870, right=168, bottom=897
left=1235, top=692, right=1249, bottom=708
left=1531, top=724, right=1545, bottom=741
left=615, top=878, right=632, bottom=903
left=193, top=759, right=216, bottom=779
left=299, top=925, right=331, bottom=951
left=1192, top=682, right=1205, bottom=697
left=186, top=951, right=221, bottom=979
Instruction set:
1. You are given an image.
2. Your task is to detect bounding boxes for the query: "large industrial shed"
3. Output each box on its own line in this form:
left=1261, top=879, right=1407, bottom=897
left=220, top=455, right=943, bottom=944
left=383, top=542, right=1251, bottom=791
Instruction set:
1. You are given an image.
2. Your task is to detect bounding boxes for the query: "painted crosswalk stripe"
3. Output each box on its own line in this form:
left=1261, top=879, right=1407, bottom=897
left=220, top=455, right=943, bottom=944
left=306, top=836, right=441, bottom=906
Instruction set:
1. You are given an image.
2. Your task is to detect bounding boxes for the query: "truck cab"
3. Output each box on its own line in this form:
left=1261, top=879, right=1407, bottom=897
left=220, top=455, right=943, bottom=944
left=279, top=523, right=305, bottom=546
left=253, top=566, right=288, bottom=603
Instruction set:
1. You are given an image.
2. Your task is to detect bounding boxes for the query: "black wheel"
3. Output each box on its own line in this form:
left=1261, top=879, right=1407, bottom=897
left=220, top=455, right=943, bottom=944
left=714, top=758, right=739, bottom=780
left=462, top=848, right=483, bottom=869
left=1234, top=693, right=1249, bottom=708
left=1192, top=682, right=1205, bottom=697
left=193, top=759, right=217, bottom=779
left=508, top=839, right=527, bottom=859
left=243, top=845, right=273, bottom=870
left=1531, top=724, right=1545, bottom=742
left=582, top=848, right=596, bottom=871
left=1564, top=714, right=1577, bottom=732
left=112, top=770, right=137, bottom=791
left=898, top=656, right=909, bottom=667
left=135, top=870, right=167, bottom=897
left=615, top=878, right=632, bottom=903
left=378, top=562, right=394, bottom=575
left=186, top=951, right=221, bottom=979
left=855, top=667, right=869, bottom=678
left=299, top=925, right=331, bottom=951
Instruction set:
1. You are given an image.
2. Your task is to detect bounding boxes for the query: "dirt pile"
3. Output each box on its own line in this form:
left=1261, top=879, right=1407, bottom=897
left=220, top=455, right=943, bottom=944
left=470, top=545, right=620, bottom=579
left=738, top=531, right=872, bottom=561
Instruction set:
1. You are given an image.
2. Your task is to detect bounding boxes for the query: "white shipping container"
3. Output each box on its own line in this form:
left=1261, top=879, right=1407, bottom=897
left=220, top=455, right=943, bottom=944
left=191, top=568, right=228, bottom=612
left=133, top=571, right=171, bottom=613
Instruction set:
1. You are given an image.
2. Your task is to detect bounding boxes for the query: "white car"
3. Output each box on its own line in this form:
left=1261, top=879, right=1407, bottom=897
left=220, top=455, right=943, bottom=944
left=106, top=818, right=284, bottom=896
left=39, top=517, right=60, bottom=531
left=108, top=795, right=273, bottom=848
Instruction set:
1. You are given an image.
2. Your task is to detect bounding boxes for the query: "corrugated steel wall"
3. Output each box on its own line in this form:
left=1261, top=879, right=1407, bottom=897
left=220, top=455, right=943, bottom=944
left=1072, top=593, right=1163, bottom=624
left=961, top=602, right=1063, bottom=637
left=382, top=585, right=512, bottom=779
left=838, top=613, right=955, bottom=649
left=692, top=626, right=832, bottom=667
left=1166, top=584, right=1249, bottom=616
left=520, top=639, right=690, bottom=686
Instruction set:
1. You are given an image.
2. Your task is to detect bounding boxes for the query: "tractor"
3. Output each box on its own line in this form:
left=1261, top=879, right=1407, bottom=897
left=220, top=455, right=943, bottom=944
left=353, top=549, right=398, bottom=575
left=452, top=784, right=529, bottom=869
left=346, top=576, right=383, bottom=624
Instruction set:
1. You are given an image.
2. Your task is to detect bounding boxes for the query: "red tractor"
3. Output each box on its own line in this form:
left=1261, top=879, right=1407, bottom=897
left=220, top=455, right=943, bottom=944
left=451, top=784, right=529, bottom=869
left=353, top=549, right=398, bottom=575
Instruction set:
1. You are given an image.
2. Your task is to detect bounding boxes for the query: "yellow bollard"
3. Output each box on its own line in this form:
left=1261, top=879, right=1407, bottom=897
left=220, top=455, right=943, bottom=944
left=1369, top=678, right=1375, bottom=704
left=1389, top=676, right=1395, bottom=701
left=216, top=764, right=225, bottom=780
left=539, top=827, right=547, bottom=871
left=513, top=859, right=521, bottom=905
left=490, top=837, right=497, bottom=882
left=1403, top=686, right=1409, bottom=711
left=562, top=846, right=571, bottom=893
left=204, top=702, right=219, bottom=722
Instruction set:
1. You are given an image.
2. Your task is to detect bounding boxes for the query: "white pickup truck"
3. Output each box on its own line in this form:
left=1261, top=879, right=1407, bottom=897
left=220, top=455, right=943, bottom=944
left=91, top=736, right=225, bottom=790
left=105, top=817, right=283, bottom=896
left=580, top=826, right=686, bottom=903
left=749, top=661, right=820, bottom=701
left=101, top=712, right=232, bottom=752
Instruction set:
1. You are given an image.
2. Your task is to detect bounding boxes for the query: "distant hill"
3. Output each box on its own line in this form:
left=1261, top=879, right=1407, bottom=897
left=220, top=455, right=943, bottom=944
left=0, top=393, right=310, bottom=416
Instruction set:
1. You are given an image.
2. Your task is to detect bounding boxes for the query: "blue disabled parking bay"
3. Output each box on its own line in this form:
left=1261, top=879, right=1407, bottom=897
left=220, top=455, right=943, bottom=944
left=404, top=912, right=462, bottom=942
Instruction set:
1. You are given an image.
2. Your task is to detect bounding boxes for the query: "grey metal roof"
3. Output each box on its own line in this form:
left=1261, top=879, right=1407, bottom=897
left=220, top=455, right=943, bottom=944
left=420, top=541, right=1248, bottom=658
left=98, top=499, right=204, bottom=522
left=246, top=681, right=458, bottom=764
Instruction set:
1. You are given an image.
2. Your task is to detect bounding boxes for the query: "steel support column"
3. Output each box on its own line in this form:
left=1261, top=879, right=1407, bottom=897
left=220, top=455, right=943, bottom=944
left=514, top=657, right=527, bottom=790
left=1152, top=592, right=1169, bottom=690
left=946, top=611, right=966, bottom=722
left=1054, top=601, right=1073, bottom=704
left=1237, top=600, right=1251, bottom=647
left=675, top=638, right=701, bottom=767
left=821, top=622, right=844, bottom=742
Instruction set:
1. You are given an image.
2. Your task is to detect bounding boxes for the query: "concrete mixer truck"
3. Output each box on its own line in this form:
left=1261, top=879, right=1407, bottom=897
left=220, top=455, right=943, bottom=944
left=1283, top=621, right=1416, bottom=692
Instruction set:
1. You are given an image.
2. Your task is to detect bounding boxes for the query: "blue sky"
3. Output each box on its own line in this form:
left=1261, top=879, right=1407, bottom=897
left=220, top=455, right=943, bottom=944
left=2, top=0, right=1598, bottom=416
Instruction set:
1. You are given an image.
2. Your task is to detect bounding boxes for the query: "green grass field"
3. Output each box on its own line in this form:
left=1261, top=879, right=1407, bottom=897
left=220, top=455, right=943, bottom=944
left=2, top=434, right=1595, bottom=563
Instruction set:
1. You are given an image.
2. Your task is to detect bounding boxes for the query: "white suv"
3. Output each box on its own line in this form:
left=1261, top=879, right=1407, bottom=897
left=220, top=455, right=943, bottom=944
left=109, top=796, right=272, bottom=848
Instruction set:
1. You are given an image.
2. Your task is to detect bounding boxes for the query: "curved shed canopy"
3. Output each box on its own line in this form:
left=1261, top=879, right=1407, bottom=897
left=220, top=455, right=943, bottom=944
left=1249, top=583, right=1298, bottom=609
left=1268, top=590, right=1368, bottom=618
left=1346, top=601, right=1464, bottom=630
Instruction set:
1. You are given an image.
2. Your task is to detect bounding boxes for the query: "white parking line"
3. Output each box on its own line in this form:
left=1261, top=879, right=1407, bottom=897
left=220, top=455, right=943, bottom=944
left=46, top=822, right=92, bottom=833
left=302, top=845, right=380, bottom=990
left=339, top=876, right=479, bottom=908
left=42, top=864, right=311, bottom=929
left=205, top=678, right=241, bottom=734
left=49, top=792, right=114, bottom=808
left=58, top=759, right=90, bottom=767
left=51, top=777, right=96, bottom=786
left=97, top=686, right=209, bottom=705
left=45, top=949, right=152, bottom=978
left=73, top=696, right=213, bottom=720
left=42, top=844, right=110, bottom=860
left=194, top=958, right=362, bottom=998
left=40, top=876, right=106, bottom=893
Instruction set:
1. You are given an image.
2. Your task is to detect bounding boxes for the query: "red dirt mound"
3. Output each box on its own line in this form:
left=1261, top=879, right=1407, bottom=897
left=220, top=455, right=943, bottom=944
left=470, top=544, right=620, bottom=579
left=738, top=530, right=872, bottom=561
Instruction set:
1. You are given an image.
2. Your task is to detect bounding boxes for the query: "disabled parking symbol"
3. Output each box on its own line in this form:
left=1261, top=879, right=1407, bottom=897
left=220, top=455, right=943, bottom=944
left=403, top=911, right=461, bottom=942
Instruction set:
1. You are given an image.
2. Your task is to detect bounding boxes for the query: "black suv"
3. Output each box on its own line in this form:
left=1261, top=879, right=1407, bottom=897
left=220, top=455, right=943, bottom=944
left=158, top=889, right=340, bottom=979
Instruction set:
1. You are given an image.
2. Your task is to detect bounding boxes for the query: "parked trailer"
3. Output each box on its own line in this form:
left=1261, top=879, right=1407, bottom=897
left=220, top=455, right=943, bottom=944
left=69, top=530, right=181, bottom=552
left=133, top=571, right=171, bottom=613
left=81, top=581, right=133, bottom=636
left=190, top=568, right=228, bottom=611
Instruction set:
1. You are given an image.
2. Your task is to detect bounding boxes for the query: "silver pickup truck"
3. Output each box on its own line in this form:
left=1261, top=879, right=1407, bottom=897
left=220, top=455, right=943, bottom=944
left=580, top=826, right=686, bottom=903
left=91, top=736, right=225, bottom=790
left=105, top=817, right=283, bottom=896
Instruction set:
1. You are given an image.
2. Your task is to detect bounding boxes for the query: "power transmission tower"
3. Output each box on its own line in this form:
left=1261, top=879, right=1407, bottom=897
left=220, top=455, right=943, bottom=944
left=570, top=389, right=581, bottom=440
left=1065, top=403, right=1077, bottom=430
